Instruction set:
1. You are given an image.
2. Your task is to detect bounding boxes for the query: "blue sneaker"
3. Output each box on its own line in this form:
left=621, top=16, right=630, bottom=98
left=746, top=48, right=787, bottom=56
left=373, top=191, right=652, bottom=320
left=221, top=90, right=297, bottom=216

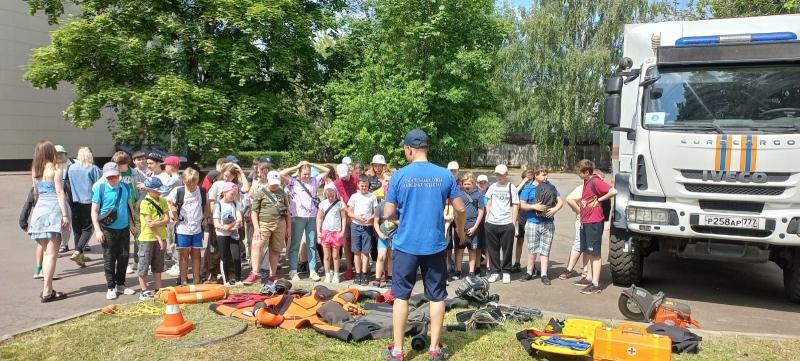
left=259, top=268, right=270, bottom=278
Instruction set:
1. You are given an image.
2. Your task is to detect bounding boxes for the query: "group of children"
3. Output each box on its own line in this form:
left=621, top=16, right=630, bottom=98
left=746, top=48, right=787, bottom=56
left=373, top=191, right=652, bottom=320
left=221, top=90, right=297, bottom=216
left=27, top=140, right=615, bottom=302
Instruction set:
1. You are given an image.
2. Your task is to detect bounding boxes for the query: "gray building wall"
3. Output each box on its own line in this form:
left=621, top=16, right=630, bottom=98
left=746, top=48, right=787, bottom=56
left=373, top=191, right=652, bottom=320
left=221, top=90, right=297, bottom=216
left=0, top=2, right=115, bottom=170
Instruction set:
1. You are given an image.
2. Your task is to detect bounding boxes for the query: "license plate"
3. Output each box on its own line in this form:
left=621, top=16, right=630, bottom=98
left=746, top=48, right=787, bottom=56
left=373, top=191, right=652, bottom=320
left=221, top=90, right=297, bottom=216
left=698, top=215, right=766, bottom=230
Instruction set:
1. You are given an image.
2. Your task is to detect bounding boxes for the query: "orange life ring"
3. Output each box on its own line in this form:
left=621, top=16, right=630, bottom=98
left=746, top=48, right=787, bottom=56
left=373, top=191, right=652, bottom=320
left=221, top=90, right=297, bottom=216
left=160, top=284, right=229, bottom=304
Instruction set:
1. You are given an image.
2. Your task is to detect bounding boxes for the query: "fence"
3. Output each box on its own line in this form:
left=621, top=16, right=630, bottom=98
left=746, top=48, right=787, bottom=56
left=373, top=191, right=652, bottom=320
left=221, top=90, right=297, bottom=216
left=470, top=143, right=611, bottom=171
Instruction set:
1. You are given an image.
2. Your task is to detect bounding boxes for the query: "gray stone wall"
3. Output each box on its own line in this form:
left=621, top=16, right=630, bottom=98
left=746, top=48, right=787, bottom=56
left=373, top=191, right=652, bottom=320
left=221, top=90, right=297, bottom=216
left=470, top=144, right=611, bottom=171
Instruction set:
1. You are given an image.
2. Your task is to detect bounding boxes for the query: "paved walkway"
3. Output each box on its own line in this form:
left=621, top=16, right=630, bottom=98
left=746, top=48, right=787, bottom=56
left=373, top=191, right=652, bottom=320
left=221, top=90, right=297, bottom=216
left=1, top=172, right=799, bottom=339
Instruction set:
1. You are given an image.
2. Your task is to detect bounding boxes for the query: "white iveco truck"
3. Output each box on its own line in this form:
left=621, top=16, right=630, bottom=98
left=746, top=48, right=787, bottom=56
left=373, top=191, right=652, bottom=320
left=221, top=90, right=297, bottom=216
left=603, top=15, right=800, bottom=302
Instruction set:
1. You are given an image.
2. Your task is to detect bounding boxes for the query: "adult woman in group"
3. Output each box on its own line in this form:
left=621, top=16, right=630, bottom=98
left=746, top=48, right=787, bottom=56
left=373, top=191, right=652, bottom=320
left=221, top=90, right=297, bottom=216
left=67, top=147, right=102, bottom=267
left=281, top=161, right=330, bottom=281
left=28, top=141, right=71, bottom=302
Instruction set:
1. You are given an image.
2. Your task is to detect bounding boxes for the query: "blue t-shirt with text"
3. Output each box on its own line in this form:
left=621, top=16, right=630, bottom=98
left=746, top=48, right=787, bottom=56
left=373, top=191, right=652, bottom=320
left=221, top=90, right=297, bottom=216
left=519, top=181, right=560, bottom=224
left=91, top=182, right=130, bottom=230
left=386, top=162, right=460, bottom=255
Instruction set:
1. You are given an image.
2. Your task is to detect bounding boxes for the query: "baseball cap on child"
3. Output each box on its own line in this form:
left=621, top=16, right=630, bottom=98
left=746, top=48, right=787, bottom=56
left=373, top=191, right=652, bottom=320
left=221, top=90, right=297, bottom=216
left=102, top=162, right=120, bottom=177
left=163, top=156, right=181, bottom=167
left=225, top=155, right=240, bottom=164
left=447, top=161, right=459, bottom=170
left=143, top=176, right=170, bottom=192
left=146, top=152, right=164, bottom=162
left=371, top=154, right=387, bottom=165
left=221, top=182, right=238, bottom=193
left=494, top=164, right=509, bottom=175
left=342, top=157, right=353, bottom=165
left=55, top=145, right=67, bottom=154
left=267, top=171, right=281, bottom=186
left=336, top=163, right=350, bottom=178
left=477, top=174, right=489, bottom=183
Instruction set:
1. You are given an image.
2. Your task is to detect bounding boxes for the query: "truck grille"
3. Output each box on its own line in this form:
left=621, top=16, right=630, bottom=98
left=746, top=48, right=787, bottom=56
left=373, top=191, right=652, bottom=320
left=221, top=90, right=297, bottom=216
left=698, top=200, right=764, bottom=213
left=691, top=226, right=772, bottom=238
left=684, top=184, right=785, bottom=196
left=680, top=170, right=791, bottom=182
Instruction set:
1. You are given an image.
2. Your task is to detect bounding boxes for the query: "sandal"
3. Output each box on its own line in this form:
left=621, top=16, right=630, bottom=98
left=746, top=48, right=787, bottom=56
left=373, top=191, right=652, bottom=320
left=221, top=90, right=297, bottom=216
left=41, top=290, right=68, bottom=303
left=559, top=270, right=579, bottom=280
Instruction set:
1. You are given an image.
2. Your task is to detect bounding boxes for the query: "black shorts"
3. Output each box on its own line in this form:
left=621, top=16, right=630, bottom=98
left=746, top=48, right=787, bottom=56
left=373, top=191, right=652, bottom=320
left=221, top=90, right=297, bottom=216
left=580, top=222, right=604, bottom=256
left=391, top=249, right=447, bottom=301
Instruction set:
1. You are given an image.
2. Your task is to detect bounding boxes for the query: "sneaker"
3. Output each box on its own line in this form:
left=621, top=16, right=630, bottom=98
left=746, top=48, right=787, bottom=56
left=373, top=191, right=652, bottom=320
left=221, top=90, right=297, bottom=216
left=428, top=344, right=450, bottom=361
left=310, top=271, right=321, bottom=282
left=259, top=268, right=270, bottom=278
left=106, top=289, right=118, bottom=300
left=487, top=273, right=500, bottom=283
left=382, top=344, right=405, bottom=361
left=343, top=268, right=353, bottom=280
left=126, top=265, right=134, bottom=274
left=511, top=263, right=522, bottom=274
left=139, top=290, right=155, bottom=301
left=59, top=245, right=69, bottom=253
left=116, top=285, right=135, bottom=295
left=371, top=279, right=382, bottom=287
left=502, top=273, right=511, bottom=284
left=242, top=272, right=261, bottom=285
left=580, top=284, right=602, bottom=295
left=450, top=272, right=461, bottom=281
left=332, top=273, right=340, bottom=284
left=573, top=277, right=592, bottom=287
left=33, top=269, right=43, bottom=279
left=289, top=270, right=301, bottom=282
left=541, top=275, right=551, bottom=285
left=80, top=254, right=91, bottom=263
left=166, top=264, right=180, bottom=277
left=323, top=272, right=332, bottom=283
left=70, top=251, right=86, bottom=267
left=522, top=273, right=534, bottom=281
left=83, top=245, right=91, bottom=252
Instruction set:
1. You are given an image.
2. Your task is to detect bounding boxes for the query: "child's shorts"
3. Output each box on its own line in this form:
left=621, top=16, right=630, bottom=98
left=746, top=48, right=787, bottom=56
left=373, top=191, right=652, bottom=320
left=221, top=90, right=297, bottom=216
left=137, top=241, right=165, bottom=277
left=176, top=233, right=204, bottom=249
left=319, top=229, right=344, bottom=248
left=351, top=224, right=373, bottom=253
left=463, top=232, right=481, bottom=250
left=377, top=238, right=391, bottom=250
left=580, top=222, right=604, bottom=256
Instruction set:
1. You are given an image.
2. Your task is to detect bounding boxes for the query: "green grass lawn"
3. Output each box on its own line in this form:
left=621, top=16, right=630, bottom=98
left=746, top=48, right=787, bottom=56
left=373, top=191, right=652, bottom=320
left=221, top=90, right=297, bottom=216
left=2, top=290, right=799, bottom=361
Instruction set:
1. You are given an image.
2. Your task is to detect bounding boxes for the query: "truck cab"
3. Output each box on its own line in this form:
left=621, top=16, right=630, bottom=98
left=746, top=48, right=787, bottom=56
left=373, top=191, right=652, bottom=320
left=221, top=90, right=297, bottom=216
left=603, top=15, right=800, bottom=302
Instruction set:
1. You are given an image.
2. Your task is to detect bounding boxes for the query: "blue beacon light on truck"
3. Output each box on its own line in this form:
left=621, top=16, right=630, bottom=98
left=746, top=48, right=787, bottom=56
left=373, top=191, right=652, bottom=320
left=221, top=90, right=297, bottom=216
left=675, top=32, right=797, bottom=46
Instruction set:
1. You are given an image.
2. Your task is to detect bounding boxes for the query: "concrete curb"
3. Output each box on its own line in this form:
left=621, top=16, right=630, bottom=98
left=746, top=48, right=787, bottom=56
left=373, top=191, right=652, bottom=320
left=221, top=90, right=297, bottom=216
left=4, top=281, right=800, bottom=344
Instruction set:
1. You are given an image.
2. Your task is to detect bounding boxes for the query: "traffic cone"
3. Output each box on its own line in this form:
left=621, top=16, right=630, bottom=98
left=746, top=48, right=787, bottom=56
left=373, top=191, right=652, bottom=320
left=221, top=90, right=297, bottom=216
left=155, top=291, right=193, bottom=339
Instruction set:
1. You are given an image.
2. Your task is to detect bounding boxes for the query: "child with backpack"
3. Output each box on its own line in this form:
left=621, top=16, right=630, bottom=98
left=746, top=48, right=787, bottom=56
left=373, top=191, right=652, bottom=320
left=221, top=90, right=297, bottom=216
left=575, top=160, right=617, bottom=294
left=519, top=165, right=563, bottom=285
left=214, top=182, right=244, bottom=285
left=167, top=168, right=209, bottom=285
left=317, top=185, right=347, bottom=283
left=137, top=177, right=171, bottom=300
left=373, top=170, right=397, bottom=287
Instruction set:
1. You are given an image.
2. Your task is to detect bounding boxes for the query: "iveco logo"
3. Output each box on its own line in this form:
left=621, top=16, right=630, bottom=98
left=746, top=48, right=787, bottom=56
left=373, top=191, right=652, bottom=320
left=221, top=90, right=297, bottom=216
left=702, top=170, right=768, bottom=183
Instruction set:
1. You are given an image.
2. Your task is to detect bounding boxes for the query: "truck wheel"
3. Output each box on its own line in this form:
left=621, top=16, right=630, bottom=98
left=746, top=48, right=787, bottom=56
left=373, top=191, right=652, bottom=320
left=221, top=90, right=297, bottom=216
left=785, top=252, right=800, bottom=303
left=609, top=229, right=644, bottom=286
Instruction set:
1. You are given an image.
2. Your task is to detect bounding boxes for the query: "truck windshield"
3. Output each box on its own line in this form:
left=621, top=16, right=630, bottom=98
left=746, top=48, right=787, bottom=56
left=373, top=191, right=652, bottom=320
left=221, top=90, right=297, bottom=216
left=642, top=64, right=800, bottom=133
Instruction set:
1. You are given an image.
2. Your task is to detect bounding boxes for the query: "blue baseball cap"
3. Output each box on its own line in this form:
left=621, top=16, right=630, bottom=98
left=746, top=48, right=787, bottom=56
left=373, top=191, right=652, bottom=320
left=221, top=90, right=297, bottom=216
left=258, top=156, right=273, bottom=164
left=226, top=155, right=240, bottom=164
left=143, top=176, right=170, bottom=192
left=399, top=129, right=429, bottom=148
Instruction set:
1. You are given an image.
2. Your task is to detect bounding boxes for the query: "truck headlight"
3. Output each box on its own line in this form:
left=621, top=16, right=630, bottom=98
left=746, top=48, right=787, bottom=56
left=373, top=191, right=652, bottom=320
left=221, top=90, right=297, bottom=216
left=627, top=206, right=676, bottom=225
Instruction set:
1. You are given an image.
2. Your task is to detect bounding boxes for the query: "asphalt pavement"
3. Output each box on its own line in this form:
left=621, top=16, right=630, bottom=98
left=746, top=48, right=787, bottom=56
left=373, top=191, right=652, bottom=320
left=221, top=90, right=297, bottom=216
left=1, top=171, right=799, bottom=339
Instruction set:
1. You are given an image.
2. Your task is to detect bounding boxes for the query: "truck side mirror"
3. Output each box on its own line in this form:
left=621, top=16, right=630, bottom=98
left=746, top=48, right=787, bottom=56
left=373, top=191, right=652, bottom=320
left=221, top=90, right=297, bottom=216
left=604, top=76, right=623, bottom=127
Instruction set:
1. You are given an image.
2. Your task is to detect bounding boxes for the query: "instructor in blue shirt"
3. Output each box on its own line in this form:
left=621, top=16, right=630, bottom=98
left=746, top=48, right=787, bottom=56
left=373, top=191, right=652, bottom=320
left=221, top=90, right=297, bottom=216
left=382, top=129, right=465, bottom=361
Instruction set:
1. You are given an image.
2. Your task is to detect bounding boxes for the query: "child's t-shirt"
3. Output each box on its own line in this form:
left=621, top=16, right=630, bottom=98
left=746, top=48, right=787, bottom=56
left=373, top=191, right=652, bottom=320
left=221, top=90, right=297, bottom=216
left=347, top=191, right=378, bottom=226
left=319, top=199, right=343, bottom=232
left=485, top=182, right=519, bottom=225
left=459, top=189, right=484, bottom=229
left=166, top=186, right=204, bottom=235
left=213, top=200, right=241, bottom=237
left=139, top=195, right=169, bottom=242
left=580, top=175, right=612, bottom=224
left=566, top=185, right=583, bottom=228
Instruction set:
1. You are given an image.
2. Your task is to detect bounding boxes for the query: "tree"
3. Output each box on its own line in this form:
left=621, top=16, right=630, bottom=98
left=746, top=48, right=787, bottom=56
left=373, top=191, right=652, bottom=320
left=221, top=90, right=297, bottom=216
left=22, top=0, right=344, bottom=164
left=690, top=0, right=798, bottom=18
left=493, top=0, right=658, bottom=164
left=323, top=0, right=506, bottom=165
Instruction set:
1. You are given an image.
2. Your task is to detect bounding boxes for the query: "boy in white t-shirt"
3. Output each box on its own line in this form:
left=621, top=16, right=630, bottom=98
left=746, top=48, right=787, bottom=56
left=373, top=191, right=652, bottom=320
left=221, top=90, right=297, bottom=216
left=166, top=168, right=209, bottom=285
left=346, top=176, right=378, bottom=286
left=484, top=164, right=519, bottom=284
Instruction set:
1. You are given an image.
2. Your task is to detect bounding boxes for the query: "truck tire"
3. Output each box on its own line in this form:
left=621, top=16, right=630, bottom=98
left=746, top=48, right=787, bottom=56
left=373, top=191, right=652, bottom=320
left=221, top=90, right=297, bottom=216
left=785, top=252, right=800, bottom=303
left=609, top=229, right=644, bottom=286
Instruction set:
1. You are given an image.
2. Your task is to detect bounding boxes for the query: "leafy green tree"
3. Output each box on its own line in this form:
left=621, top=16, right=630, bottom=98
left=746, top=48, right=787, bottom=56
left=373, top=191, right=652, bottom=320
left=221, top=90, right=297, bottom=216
left=22, top=0, right=344, bottom=164
left=323, top=0, right=506, bottom=165
left=690, top=0, right=798, bottom=18
left=493, top=0, right=658, bottom=164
